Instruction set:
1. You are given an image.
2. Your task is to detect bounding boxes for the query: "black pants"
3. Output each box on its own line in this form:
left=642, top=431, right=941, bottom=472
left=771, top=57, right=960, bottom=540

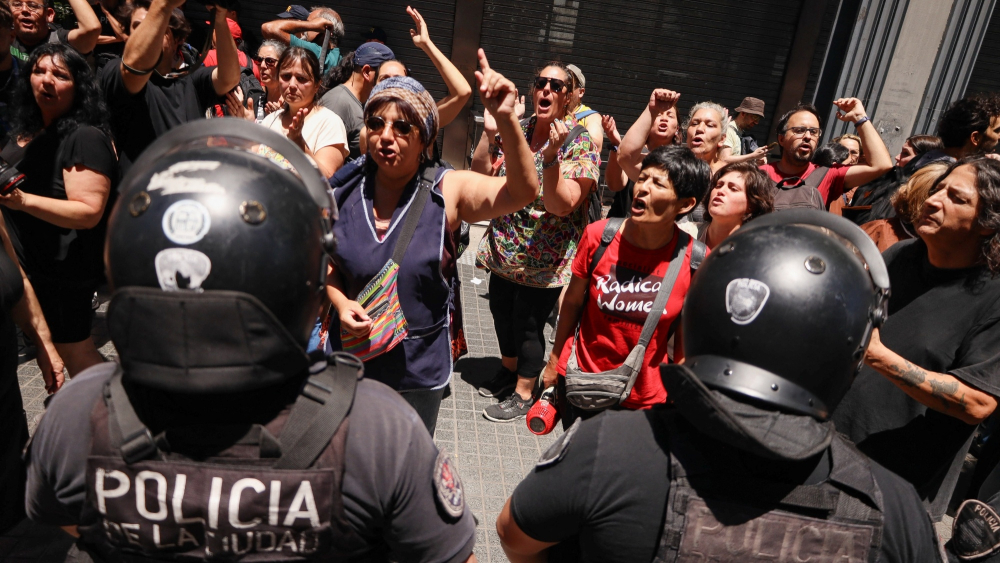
left=489, top=275, right=562, bottom=380
left=399, top=386, right=446, bottom=436
left=0, top=313, right=27, bottom=534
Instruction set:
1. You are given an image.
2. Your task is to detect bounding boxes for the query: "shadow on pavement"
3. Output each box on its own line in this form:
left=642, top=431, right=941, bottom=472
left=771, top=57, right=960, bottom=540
left=455, top=356, right=502, bottom=388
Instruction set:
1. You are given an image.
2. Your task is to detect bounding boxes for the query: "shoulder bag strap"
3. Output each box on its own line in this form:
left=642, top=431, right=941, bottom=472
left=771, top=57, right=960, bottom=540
left=586, top=217, right=625, bottom=280
left=105, top=367, right=161, bottom=464
left=275, top=352, right=361, bottom=469
left=636, top=230, right=691, bottom=349
left=390, top=166, right=439, bottom=265
left=562, top=124, right=588, bottom=152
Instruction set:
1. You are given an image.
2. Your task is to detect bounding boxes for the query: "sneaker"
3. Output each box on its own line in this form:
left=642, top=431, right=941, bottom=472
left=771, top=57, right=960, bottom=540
left=483, top=391, right=534, bottom=423
left=16, top=329, right=36, bottom=363
left=478, top=367, right=516, bottom=398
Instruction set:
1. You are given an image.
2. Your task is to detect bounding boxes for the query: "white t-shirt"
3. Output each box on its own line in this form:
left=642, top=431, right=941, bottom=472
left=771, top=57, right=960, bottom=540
left=261, top=106, right=350, bottom=160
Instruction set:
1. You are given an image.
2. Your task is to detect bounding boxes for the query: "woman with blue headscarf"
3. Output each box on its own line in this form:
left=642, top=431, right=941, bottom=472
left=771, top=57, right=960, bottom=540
left=323, top=51, right=538, bottom=433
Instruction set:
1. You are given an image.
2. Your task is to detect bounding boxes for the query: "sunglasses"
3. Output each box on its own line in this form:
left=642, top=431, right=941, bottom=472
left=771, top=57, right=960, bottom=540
left=533, top=76, right=566, bottom=93
left=255, top=56, right=279, bottom=67
left=366, top=115, right=415, bottom=136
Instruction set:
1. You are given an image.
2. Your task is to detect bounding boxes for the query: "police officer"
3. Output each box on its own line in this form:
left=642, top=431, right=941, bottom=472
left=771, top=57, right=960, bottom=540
left=24, top=120, right=477, bottom=562
left=496, top=210, right=944, bottom=562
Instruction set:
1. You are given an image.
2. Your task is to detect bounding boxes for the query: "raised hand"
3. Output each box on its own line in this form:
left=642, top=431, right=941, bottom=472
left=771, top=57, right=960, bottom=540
left=649, top=89, right=680, bottom=113
left=602, top=114, right=622, bottom=147
left=514, top=92, right=526, bottom=120
left=541, top=119, right=570, bottom=162
left=475, top=49, right=518, bottom=122
left=834, top=98, right=868, bottom=123
left=226, top=86, right=254, bottom=121
left=483, top=107, right=498, bottom=136
left=265, top=99, right=283, bottom=115
left=288, top=107, right=308, bottom=144
left=407, top=6, right=432, bottom=50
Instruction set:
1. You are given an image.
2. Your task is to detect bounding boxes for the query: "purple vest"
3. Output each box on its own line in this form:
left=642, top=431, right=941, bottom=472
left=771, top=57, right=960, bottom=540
left=330, top=159, right=454, bottom=390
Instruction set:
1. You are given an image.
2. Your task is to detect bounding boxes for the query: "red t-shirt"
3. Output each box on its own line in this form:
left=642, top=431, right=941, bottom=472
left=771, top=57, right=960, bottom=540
left=203, top=50, right=261, bottom=82
left=557, top=220, right=693, bottom=409
left=760, top=162, right=850, bottom=207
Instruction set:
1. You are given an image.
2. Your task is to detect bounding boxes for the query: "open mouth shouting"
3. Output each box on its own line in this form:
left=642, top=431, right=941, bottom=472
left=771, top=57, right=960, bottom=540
left=631, top=197, right=648, bottom=216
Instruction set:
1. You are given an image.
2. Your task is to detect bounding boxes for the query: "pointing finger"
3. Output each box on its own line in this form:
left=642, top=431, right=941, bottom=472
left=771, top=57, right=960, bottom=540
left=477, top=48, right=491, bottom=73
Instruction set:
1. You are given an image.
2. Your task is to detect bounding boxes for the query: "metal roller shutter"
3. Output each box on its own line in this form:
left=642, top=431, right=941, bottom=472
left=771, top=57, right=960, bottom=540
left=474, top=0, right=804, bottom=144
left=240, top=0, right=457, bottom=103
left=965, top=11, right=1000, bottom=96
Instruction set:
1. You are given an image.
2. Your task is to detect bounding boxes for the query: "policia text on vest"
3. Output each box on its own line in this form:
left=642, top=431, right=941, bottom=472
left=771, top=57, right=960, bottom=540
left=91, top=460, right=332, bottom=555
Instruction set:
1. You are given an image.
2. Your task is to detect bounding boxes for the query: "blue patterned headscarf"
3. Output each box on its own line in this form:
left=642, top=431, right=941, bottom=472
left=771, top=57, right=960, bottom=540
left=365, top=76, right=439, bottom=147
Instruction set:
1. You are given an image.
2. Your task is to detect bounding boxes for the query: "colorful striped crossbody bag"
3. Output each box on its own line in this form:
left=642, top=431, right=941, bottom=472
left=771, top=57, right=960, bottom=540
left=338, top=167, right=438, bottom=362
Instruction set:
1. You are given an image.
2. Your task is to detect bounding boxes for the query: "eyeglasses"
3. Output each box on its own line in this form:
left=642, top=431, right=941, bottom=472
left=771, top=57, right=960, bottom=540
left=255, top=56, right=279, bottom=68
left=533, top=76, right=566, bottom=93
left=366, top=115, right=414, bottom=136
left=782, top=126, right=822, bottom=138
left=11, top=1, right=44, bottom=12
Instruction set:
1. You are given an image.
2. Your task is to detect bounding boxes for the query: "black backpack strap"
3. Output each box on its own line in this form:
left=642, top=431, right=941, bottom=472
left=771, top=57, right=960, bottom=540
left=274, top=353, right=362, bottom=470
left=391, top=166, right=439, bottom=265
left=689, top=240, right=707, bottom=271
left=802, top=166, right=831, bottom=190
left=104, top=367, right=160, bottom=464
left=587, top=217, right=625, bottom=278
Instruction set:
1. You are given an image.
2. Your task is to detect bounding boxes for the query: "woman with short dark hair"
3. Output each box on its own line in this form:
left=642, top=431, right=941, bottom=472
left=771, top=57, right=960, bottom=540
left=679, top=161, right=774, bottom=250
left=0, top=42, right=117, bottom=376
left=541, top=145, right=711, bottom=424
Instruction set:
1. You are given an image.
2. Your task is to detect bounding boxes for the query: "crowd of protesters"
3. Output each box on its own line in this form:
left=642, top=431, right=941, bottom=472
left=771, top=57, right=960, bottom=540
left=0, top=0, right=999, bottom=556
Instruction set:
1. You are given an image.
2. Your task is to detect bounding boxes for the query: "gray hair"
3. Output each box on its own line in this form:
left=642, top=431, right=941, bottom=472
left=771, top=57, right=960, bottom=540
left=310, top=7, right=345, bottom=46
left=684, top=101, right=730, bottom=133
left=258, top=39, right=287, bottom=58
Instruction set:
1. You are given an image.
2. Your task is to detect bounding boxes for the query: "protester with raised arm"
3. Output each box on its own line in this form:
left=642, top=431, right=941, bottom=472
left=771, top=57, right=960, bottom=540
left=10, top=0, right=100, bottom=62
left=100, top=0, right=239, bottom=174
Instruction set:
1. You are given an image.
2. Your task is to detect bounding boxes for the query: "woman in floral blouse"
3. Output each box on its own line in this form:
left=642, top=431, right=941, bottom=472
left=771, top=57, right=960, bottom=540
left=471, top=61, right=600, bottom=422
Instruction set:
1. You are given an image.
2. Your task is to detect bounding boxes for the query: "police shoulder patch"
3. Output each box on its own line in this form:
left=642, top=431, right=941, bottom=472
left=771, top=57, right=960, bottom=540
left=536, top=418, right=581, bottom=468
left=434, top=449, right=464, bottom=519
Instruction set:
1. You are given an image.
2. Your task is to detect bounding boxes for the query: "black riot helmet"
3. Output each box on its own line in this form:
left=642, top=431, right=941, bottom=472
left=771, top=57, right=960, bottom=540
left=105, top=119, right=337, bottom=394
left=681, top=210, right=890, bottom=420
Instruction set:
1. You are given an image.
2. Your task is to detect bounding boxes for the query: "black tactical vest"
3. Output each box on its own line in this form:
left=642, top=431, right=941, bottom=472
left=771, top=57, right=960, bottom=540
left=76, top=356, right=367, bottom=562
left=653, top=419, right=884, bottom=563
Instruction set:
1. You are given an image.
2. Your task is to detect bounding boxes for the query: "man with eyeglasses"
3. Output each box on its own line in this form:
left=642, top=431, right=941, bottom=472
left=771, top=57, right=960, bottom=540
left=100, top=0, right=240, bottom=175
left=9, top=0, right=100, bottom=62
left=761, top=100, right=893, bottom=210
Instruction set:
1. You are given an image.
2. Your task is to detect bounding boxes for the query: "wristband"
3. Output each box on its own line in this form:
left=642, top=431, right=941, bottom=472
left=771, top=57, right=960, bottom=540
left=121, top=52, right=163, bottom=75
left=609, top=145, right=618, bottom=152
left=854, top=116, right=870, bottom=128
left=542, top=156, right=560, bottom=170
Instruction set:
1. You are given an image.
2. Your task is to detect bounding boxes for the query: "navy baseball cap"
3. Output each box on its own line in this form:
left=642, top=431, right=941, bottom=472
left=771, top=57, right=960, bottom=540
left=354, top=42, right=395, bottom=67
left=277, top=4, right=309, bottom=20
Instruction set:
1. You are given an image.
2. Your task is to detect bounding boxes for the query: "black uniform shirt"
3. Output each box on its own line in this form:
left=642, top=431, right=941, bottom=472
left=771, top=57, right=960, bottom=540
left=834, top=238, right=1000, bottom=518
left=26, top=362, right=476, bottom=563
left=510, top=408, right=941, bottom=563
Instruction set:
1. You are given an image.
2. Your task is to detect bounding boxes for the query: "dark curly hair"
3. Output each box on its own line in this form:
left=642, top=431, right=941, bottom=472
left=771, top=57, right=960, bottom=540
left=9, top=43, right=111, bottom=141
left=701, top=161, right=775, bottom=224
left=928, top=157, right=1000, bottom=275
left=937, top=94, right=1000, bottom=150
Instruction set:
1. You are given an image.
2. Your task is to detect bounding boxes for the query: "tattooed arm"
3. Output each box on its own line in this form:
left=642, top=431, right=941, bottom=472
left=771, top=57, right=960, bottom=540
left=865, top=328, right=998, bottom=425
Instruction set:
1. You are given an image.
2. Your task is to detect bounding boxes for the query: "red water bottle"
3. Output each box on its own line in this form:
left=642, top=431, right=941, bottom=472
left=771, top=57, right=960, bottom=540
left=527, top=386, right=559, bottom=435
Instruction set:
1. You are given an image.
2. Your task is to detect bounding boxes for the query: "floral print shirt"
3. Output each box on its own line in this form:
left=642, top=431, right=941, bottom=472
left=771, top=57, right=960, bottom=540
left=475, top=115, right=601, bottom=288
